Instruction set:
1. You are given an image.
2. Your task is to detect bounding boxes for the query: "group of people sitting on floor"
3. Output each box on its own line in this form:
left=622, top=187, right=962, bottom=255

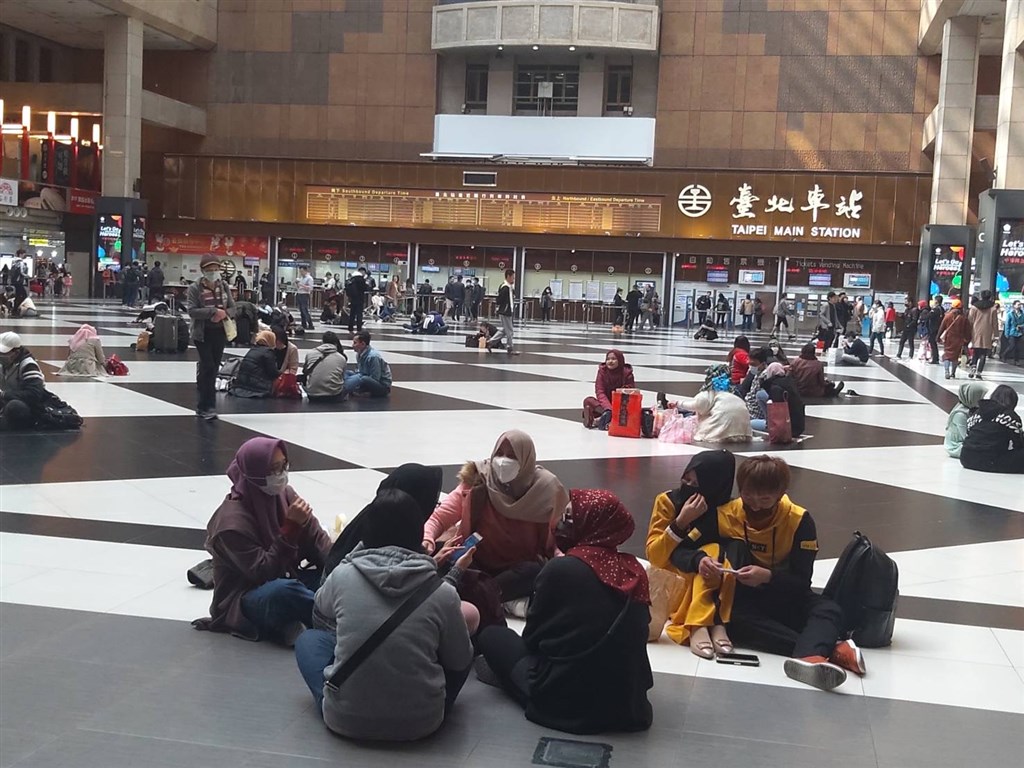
left=944, top=382, right=1024, bottom=473
left=193, top=433, right=869, bottom=743
left=230, top=329, right=392, bottom=400
left=582, top=339, right=845, bottom=442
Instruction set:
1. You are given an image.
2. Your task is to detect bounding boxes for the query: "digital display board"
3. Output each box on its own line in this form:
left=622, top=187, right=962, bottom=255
left=306, top=186, right=663, bottom=236
left=808, top=272, right=832, bottom=287
left=929, top=244, right=966, bottom=298
left=706, top=268, right=729, bottom=284
left=996, top=220, right=1024, bottom=301
left=739, top=269, right=765, bottom=285
left=844, top=273, right=871, bottom=288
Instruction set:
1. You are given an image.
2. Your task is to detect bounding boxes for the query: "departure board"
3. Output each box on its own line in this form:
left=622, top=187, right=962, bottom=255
left=305, top=186, right=662, bottom=235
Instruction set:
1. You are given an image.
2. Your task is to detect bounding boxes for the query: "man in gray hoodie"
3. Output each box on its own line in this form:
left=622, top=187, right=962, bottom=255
left=294, top=489, right=474, bottom=741
left=302, top=331, right=348, bottom=400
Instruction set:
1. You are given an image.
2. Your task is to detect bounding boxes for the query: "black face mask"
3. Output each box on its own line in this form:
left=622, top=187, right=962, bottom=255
left=554, top=516, right=575, bottom=552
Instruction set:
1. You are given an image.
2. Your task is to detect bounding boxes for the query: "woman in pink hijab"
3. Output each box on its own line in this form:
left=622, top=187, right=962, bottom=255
left=193, top=437, right=332, bottom=644
left=58, top=324, right=106, bottom=377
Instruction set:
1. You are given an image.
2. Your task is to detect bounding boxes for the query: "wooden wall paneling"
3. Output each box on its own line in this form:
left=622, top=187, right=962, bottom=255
left=178, top=156, right=199, bottom=220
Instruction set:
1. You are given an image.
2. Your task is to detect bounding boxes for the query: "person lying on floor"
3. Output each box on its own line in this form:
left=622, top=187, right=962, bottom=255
left=422, top=430, right=569, bottom=619
left=193, top=437, right=331, bottom=645
left=646, top=450, right=736, bottom=647
left=475, top=489, right=653, bottom=735
left=944, top=382, right=987, bottom=458
left=294, top=488, right=476, bottom=741
left=582, top=349, right=635, bottom=430
left=959, top=384, right=1024, bottom=474
left=663, top=454, right=865, bottom=691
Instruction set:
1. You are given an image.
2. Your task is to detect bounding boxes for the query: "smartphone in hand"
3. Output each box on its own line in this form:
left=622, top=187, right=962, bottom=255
left=450, top=532, right=482, bottom=564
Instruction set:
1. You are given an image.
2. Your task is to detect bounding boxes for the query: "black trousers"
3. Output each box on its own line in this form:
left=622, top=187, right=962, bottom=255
left=0, top=399, right=34, bottom=430
left=896, top=327, right=916, bottom=357
left=492, top=561, right=543, bottom=601
left=347, top=299, right=364, bottom=332
left=625, top=309, right=639, bottom=330
left=928, top=330, right=940, bottom=362
left=195, top=326, right=227, bottom=412
left=727, top=585, right=844, bottom=659
left=970, top=348, right=990, bottom=374
left=697, top=311, right=708, bottom=325
left=476, top=625, right=533, bottom=709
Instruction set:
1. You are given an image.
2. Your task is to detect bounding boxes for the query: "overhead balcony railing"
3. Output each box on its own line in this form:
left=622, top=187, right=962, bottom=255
left=432, top=0, right=659, bottom=53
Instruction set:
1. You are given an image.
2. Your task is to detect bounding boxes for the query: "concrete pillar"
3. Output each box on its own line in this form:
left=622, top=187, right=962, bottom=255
left=578, top=55, right=605, bottom=117
left=995, top=0, right=1024, bottom=189
left=487, top=54, right=513, bottom=116
left=929, top=16, right=980, bottom=225
left=102, top=15, right=143, bottom=197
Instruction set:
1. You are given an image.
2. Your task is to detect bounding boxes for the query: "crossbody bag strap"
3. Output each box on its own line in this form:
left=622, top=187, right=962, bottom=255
left=324, top=576, right=441, bottom=692
left=304, top=350, right=332, bottom=381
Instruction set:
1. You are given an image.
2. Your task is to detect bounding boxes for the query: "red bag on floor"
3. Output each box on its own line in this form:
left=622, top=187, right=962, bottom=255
left=766, top=395, right=793, bottom=444
left=609, top=388, right=642, bottom=438
left=104, top=355, right=129, bottom=376
left=273, top=372, right=302, bottom=399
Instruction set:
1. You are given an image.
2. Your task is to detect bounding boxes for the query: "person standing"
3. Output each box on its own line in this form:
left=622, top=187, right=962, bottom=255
left=896, top=299, right=922, bottom=359
left=259, top=272, right=274, bottom=305
left=868, top=300, right=887, bottom=356
left=817, top=292, right=838, bottom=349
left=836, top=293, right=852, bottom=336
left=715, top=293, right=730, bottom=327
left=884, top=302, right=897, bottom=338
left=740, top=295, right=754, bottom=331
left=486, top=269, right=519, bottom=355
left=148, top=260, right=165, bottom=304
left=1003, top=300, right=1023, bottom=364
left=967, top=290, right=1000, bottom=379
left=187, top=256, right=235, bottom=420
left=696, top=291, right=712, bottom=326
left=345, top=267, right=368, bottom=334
left=540, top=287, right=553, bottom=322
left=938, top=298, right=971, bottom=380
left=0, top=263, right=8, bottom=286
left=773, top=297, right=792, bottom=339
left=295, top=266, right=315, bottom=331
left=452, top=276, right=466, bottom=321
left=625, top=284, right=643, bottom=331
left=753, top=296, right=764, bottom=330
left=122, top=261, right=140, bottom=307
left=927, top=295, right=945, bottom=364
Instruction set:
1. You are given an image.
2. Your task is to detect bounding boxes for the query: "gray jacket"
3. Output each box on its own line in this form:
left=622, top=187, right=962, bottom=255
left=186, top=278, right=235, bottom=343
left=303, top=344, right=348, bottom=398
left=817, top=300, right=835, bottom=331
left=313, top=546, right=472, bottom=741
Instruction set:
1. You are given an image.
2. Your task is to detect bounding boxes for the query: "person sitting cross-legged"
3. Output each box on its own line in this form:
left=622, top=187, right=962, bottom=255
left=343, top=330, right=392, bottom=398
left=303, top=331, right=348, bottom=401
left=665, top=455, right=865, bottom=691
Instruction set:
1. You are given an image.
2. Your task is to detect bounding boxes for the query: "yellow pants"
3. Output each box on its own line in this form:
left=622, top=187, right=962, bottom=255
left=649, top=543, right=736, bottom=646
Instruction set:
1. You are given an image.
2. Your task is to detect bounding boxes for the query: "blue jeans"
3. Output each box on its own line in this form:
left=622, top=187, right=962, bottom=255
left=297, top=293, right=313, bottom=329
left=343, top=371, right=390, bottom=397
left=295, top=627, right=335, bottom=710
left=751, top=389, right=769, bottom=431
left=239, top=577, right=316, bottom=641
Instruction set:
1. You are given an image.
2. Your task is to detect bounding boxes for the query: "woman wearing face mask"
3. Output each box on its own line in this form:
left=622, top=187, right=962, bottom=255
left=421, top=430, right=569, bottom=612
left=582, top=349, right=635, bottom=430
left=193, top=437, right=331, bottom=644
left=646, top=451, right=737, bottom=654
left=187, top=255, right=236, bottom=420
left=475, top=489, right=653, bottom=734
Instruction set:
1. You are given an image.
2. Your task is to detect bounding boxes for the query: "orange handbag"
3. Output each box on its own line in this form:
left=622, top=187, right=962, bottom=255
left=609, top=388, right=643, bottom=438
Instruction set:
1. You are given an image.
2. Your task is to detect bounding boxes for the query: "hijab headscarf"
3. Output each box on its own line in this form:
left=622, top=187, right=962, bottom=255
left=700, top=363, right=731, bottom=393
left=217, top=437, right=289, bottom=549
left=764, top=362, right=786, bottom=379
left=68, top=324, right=98, bottom=352
left=326, top=463, right=443, bottom=574
left=682, top=450, right=736, bottom=510
left=947, top=381, right=987, bottom=430
left=560, top=489, right=650, bottom=604
left=476, top=430, right=568, bottom=523
left=360, top=488, right=429, bottom=552
left=602, top=349, right=629, bottom=389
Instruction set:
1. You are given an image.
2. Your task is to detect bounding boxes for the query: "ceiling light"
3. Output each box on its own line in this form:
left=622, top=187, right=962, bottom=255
left=497, top=45, right=503, bottom=51
left=92, top=123, right=100, bottom=143
left=21, top=105, right=30, bottom=129
left=70, top=117, right=79, bottom=140
left=569, top=46, right=576, bottom=51
left=47, top=111, right=56, bottom=135
left=532, top=45, right=539, bottom=51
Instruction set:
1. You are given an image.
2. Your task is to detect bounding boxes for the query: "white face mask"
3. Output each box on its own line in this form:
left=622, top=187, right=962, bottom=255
left=203, top=270, right=220, bottom=282
left=491, top=456, right=520, bottom=484
left=260, top=470, right=288, bottom=495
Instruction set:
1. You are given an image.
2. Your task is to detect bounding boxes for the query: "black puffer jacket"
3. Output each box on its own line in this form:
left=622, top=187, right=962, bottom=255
left=230, top=346, right=278, bottom=398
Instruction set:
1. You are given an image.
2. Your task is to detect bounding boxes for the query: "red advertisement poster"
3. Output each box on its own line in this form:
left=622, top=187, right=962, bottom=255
left=148, top=233, right=267, bottom=259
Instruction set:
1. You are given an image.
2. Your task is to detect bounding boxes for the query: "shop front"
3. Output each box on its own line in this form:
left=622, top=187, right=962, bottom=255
left=151, top=157, right=930, bottom=323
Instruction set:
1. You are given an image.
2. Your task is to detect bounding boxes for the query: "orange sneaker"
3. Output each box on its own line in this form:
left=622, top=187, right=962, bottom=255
left=783, top=656, right=847, bottom=691
left=831, top=639, right=866, bottom=676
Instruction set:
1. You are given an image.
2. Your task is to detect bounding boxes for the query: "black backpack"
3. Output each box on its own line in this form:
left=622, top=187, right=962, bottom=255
left=823, top=531, right=898, bottom=647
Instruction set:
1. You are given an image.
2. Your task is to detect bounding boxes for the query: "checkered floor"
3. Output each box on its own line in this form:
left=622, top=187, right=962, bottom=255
left=1, top=300, right=1022, bottom=768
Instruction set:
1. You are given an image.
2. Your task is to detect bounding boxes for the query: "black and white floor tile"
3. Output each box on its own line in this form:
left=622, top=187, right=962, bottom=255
left=1, top=301, right=1022, bottom=768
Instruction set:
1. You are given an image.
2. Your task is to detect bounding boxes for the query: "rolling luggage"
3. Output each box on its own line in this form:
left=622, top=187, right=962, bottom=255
left=152, top=315, right=178, bottom=352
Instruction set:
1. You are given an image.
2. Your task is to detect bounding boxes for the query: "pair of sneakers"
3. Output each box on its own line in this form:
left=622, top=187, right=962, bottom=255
left=783, top=639, right=866, bottom=691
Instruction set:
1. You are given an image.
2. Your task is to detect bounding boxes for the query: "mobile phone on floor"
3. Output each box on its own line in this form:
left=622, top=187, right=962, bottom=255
left=450, top=532, right=482, bottom=563
left=715, top=652, right=760, bottom=667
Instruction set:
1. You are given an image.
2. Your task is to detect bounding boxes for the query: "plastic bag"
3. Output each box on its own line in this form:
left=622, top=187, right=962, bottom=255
left=658, top=412, right=697, bottom=444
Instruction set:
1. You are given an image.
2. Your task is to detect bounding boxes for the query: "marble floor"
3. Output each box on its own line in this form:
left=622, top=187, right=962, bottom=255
left=1, top=300, right=1022, bottom=768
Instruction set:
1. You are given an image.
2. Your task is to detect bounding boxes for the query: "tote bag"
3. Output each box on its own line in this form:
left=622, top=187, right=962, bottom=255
left=766, top=396, right=793, bottom=444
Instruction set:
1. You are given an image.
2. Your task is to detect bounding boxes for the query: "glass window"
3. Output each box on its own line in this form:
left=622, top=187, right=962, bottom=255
left=39, top=47, right=53, bottom=83
left=14, top=39, right=30, bottom=82
left=514, top=65, right=580, bottom=114
left=465, top=64, right=488, bottom=111
left=605, top=65, right=632, bottom=112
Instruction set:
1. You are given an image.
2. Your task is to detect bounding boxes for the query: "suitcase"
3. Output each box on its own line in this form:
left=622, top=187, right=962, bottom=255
left=177, top=316, right=190, bottom=352
left=609, top=388, right=642, bottom=438
left=152, top=314, right=178, bottom=352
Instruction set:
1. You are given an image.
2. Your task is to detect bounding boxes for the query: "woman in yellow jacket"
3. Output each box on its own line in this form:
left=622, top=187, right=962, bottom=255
left=646, top=450, right=736, bottom=657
